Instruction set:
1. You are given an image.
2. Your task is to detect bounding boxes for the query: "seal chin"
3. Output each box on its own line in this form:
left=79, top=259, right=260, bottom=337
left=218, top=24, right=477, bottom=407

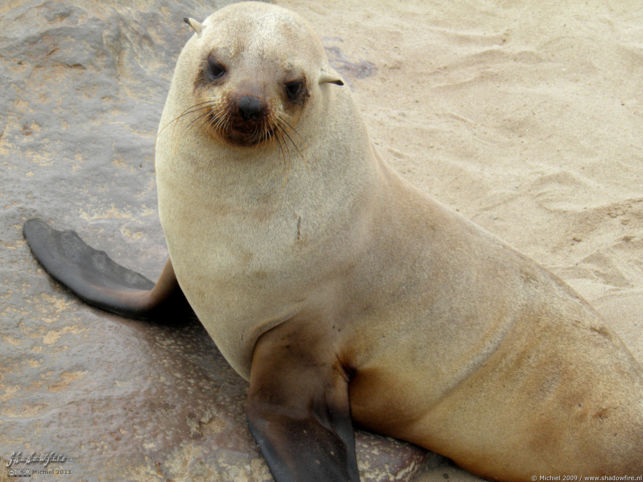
left=224, top=125, right=276, bottom=147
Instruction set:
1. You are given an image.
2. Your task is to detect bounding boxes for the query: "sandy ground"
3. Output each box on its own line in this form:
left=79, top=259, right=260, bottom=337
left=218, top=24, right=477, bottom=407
left=276, top=0, right=642, bottom=479
left=277, top=0, right=642, bottom=353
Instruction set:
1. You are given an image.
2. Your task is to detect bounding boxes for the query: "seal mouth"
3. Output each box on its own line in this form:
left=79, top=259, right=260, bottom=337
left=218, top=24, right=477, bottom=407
left=166, top=100, right=300, bottom=153
left=205, top=106, right=298, bottom=151
left=218, top=114, right=277, bottom=147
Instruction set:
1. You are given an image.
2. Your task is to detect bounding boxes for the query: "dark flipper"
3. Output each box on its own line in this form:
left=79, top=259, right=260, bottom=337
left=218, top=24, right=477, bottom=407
left=246, top=322, right=360, bottom=482
left=23, top=218, right=192, bottom=322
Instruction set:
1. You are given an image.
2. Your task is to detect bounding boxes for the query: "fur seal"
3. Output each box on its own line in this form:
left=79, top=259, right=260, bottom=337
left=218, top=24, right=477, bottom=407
left=23, top=2, right=642, bottom=481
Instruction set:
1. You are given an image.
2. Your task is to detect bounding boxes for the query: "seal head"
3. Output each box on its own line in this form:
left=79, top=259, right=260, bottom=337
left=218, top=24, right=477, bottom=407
left=176, top=3, right=343, bottom=149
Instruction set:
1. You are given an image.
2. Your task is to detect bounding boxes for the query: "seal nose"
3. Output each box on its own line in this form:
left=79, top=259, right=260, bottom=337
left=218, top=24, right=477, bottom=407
left=238, top=96, right=264, bottom=121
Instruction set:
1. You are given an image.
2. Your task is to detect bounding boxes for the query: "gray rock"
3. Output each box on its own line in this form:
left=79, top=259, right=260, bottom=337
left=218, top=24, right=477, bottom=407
left=0, top=1, right=427, bottom=480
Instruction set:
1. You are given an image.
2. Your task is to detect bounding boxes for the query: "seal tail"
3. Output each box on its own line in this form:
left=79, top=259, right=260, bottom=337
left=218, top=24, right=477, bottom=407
left=23, top=218, right=192, bottom=322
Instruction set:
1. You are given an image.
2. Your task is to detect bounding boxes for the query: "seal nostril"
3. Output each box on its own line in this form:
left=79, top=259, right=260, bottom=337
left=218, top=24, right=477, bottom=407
left=238, top=96, right=264, bottom=120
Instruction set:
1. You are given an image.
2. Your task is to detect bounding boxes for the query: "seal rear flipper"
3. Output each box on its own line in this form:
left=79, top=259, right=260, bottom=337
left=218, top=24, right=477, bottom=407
left=246, top=323, right=360, bottom=482
left=23, top=218, right=192, bottom=322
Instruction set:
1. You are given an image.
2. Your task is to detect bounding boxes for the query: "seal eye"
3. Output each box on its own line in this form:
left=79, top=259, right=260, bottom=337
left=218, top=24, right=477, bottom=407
left=285, top=80, right=304, bottom=102
left=207, top=55, right=226, bottom=81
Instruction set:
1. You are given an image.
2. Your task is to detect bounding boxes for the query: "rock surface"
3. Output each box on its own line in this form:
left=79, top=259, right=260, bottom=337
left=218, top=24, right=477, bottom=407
left=0, top=1, right=428, bottom=480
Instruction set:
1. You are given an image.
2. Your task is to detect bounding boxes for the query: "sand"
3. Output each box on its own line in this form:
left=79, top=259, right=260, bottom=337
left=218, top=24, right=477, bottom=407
left=276, top=1, right=642, bottom=479
left=277, top=0, right=642, bottom=355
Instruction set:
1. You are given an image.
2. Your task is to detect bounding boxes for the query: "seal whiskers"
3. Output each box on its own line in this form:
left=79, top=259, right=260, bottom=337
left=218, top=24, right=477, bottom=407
left=158, top=100, right=216, bottom=135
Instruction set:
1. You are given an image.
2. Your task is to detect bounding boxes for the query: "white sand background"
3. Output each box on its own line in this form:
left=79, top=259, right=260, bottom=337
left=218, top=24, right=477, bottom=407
left=277, top=1, right=642, bottom=480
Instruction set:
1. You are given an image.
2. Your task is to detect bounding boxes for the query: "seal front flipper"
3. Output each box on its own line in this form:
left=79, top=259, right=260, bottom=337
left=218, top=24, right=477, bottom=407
left=246, top=322, right=359, bottom=482
left=23, top=218, right=192, bottom=322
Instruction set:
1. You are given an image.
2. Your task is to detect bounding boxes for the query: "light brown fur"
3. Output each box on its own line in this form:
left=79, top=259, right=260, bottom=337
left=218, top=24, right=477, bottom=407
left=154, top=3, right=642, bottom=480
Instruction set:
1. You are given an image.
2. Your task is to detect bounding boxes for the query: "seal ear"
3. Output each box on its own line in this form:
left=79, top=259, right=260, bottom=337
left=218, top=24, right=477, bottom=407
left=319, top=70, right=344, bottom=86
left=183, top=17, right=204, bottom=36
